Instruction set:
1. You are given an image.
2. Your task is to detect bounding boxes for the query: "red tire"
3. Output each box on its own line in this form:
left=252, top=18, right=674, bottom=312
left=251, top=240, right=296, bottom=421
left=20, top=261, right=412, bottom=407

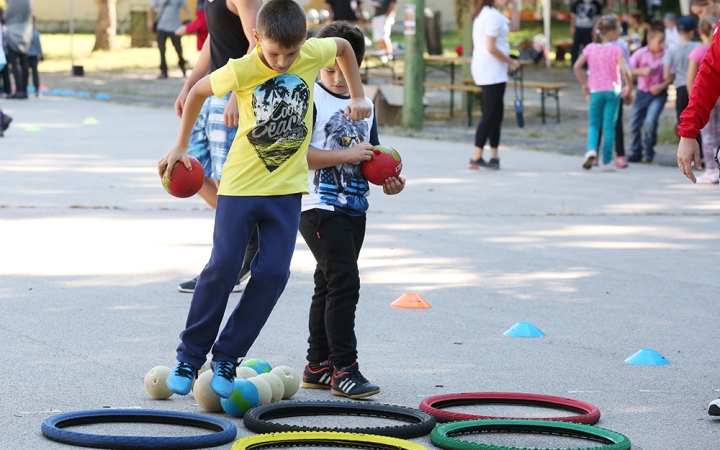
left=419, top=392, right=600, bottom=425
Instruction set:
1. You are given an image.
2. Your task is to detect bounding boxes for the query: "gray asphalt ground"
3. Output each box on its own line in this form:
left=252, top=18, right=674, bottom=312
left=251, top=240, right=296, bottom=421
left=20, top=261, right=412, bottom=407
left=2, top=96, right=720, bottom=449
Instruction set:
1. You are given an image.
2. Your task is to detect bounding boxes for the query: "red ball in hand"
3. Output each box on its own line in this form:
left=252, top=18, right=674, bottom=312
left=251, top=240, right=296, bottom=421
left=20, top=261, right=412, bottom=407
left=162, top=156, right=205, bottom=198
left=361, top=145, right=403, bottom=186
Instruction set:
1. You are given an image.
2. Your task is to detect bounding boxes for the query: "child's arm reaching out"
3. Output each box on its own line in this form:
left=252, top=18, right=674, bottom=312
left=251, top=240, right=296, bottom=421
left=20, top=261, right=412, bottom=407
left=158, top=76, right=214, bottom=180
left=307, top=144, right=375, bottom=170
left=331, top=37, right=372, bottom=122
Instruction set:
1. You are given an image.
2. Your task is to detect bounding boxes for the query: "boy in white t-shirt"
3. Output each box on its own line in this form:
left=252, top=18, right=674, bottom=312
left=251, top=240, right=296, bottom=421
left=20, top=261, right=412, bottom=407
left=298, top=22, right=404, bottom=399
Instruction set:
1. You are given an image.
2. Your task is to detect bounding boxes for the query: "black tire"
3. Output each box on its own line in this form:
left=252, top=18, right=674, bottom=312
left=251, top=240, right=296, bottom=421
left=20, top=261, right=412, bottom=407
left=243, top=400, right=436, bottom=439
left=41, top=409, right=237, bottom=449
left=420, top=392, right=601, bottom=425
left=430, top=419, right=631, bottom=450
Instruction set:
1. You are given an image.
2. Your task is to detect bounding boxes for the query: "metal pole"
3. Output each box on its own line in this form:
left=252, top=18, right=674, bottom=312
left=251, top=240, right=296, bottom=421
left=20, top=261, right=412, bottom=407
left=543, top=0, right=550, bottom=68
left=401, top=0, right=426, bottom=130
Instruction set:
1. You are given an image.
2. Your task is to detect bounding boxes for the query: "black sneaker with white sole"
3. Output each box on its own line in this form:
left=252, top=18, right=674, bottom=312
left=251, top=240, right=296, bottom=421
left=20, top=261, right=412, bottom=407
left=177, top=270, right=251, bottom=293
left=302, top=360, right=332, bottom=389
left=331, top=362, right=380, bottom=399
left=709, top=399, right=720, bottom=416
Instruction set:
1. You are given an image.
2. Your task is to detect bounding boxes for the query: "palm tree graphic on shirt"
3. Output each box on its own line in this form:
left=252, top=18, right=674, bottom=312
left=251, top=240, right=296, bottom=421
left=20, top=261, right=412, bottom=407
left=248, top=74, right=309, bottom=172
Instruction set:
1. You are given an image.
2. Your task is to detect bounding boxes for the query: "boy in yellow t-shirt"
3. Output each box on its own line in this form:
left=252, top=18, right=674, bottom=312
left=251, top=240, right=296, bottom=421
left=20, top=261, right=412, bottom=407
left=158, top=0, right=371, bottom=399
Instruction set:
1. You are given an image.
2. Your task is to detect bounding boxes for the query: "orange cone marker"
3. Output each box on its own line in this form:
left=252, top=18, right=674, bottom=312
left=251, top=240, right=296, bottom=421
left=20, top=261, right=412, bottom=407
left=390, top=293, right=431, bottom=309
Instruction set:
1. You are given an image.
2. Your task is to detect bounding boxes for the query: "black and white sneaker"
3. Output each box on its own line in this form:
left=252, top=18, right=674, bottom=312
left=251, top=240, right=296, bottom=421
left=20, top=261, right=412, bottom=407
left=331, top=362, right=380, bottom=399
left=177, top=270, right=251, bottom=293
left=709, top=399, right=720, bottom=416
left=302, top=360, right=332, bottom=389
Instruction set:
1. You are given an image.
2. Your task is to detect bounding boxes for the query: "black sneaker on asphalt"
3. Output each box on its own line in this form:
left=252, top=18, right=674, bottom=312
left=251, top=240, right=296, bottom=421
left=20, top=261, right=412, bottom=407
left=1, top=112, right=11, bottom=131
left=331, top=362, right=380, bottom=399
left=302, top=360, right=332, bottom=389
left=487, top=158, right=500, bottom=170
left=709, top=399, right=720, bottom=416
left=177, top=271, right=250, bottom=294
left=177, top=276, right=198, bottom=293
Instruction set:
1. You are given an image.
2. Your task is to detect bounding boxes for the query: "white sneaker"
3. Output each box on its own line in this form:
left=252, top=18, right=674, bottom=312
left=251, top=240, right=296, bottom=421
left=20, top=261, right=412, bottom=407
left=696, top=171, right=719, bottom=184
left=600, top=162, right=616, bottom=172
left=709, top=398, right=720, bottom=416
left=582, top=150, right=597, bottom=170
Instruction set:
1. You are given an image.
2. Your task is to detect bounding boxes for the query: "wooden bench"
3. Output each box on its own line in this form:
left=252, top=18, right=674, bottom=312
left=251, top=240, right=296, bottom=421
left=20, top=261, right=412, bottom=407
left=463, top=79, right=568, bottom=124
left=391, top=80, right=482, bottom=126
left=551, top=39, right=573, bottom=64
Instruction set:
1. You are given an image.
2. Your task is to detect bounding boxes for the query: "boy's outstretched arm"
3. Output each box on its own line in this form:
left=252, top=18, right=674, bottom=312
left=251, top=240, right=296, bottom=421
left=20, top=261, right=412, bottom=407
left=307, top=144, right=374, bottom=170
left=175, top=38, right=212, bottom=118
left=331, top=37, right=372, bottom=122
left=158, top=76, right=214, bottom=180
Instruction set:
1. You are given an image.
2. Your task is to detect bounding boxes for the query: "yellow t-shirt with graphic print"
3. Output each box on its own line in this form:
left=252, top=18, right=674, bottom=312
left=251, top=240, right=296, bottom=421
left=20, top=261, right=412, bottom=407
left=210, top=38, right=337, bottom=196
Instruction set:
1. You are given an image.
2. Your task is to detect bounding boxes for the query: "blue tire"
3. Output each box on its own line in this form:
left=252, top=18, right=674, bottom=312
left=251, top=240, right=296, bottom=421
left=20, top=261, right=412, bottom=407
left=41, top=409, right=237, bottom=449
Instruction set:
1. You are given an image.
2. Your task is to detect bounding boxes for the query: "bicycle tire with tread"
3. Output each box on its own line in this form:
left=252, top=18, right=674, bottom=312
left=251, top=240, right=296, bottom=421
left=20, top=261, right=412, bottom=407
left=232, top=431, right=429, bottom=450
left=243, top=400, right=436, bottom=439
left=420, top=392, right=600, bottom=424
left=430, top=419, right=631, bottom=450
left=41, top=409, right=237, bottom=449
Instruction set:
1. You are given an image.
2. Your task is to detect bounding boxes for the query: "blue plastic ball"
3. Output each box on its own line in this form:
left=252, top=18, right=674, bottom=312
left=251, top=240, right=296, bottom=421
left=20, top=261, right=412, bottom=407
left=220, top=379, right=259, bottom=417
left=240, top=358, right=272, bottom=374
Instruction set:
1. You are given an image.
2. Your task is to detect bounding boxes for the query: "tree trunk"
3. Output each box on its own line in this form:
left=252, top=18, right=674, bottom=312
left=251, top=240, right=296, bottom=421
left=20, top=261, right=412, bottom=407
left=93, top=0, right=117, bottom=51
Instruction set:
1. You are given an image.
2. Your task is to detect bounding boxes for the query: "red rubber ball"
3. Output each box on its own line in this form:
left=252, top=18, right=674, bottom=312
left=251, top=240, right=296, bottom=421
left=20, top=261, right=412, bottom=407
left=162, top=156, right=205, bottom=198
left=361, top=145, right=403, bottom=186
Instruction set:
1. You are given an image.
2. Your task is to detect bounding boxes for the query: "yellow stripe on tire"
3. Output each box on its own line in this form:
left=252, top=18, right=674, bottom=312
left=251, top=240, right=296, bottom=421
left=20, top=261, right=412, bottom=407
left=232, top=431, right=428, bottom=450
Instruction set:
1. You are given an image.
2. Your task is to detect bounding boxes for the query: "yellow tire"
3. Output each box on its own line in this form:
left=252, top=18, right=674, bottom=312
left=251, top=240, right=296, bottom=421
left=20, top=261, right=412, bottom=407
left=232, top=431, right=428, bottom=450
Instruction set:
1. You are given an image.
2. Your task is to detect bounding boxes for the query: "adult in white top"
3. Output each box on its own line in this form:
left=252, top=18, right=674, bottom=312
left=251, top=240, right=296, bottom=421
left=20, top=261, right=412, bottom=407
left=469, top=0, right=520, bottom=171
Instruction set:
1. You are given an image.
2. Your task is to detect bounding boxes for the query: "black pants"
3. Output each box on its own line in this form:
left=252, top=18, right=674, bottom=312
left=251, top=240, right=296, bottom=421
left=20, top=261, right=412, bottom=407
left=571, top=27, right=593, bottom=67
left=25, top=56, right=40, bottom=93
left=598, top=100, right=626, bottom=157
left=475, top=82, right=506, bottom=149
left=156, top=30, right=185, bottom=76
left=7, top=47, right=28, bottom=96
left=299, top=209, right=366, bottom=367
left=675, top=85, right=703, bottom=153
left=0, top=65, right=11, bottom=95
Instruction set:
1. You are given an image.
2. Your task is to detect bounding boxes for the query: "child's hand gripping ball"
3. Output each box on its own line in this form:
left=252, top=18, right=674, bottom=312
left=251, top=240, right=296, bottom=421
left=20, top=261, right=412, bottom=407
left=361, top=145, right=402, bottom=186
left=161, top=156, right=204, bottom=198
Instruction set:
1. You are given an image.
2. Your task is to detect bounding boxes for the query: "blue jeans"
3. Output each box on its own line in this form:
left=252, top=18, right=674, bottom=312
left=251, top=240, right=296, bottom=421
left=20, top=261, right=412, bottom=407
left=176, top=194, right=302, bottom=368
left=588, top=91, right=621, bottom=164
left=629, top=90, right=668, bottom=161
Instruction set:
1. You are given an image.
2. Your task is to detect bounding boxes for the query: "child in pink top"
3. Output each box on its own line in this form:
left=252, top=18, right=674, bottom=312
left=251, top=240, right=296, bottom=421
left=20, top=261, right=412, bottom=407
left=574, top=15, right=632, bottom=171
left=687, top=16, right=720, bottom=183
left=627, top=26, right=674, bottom=163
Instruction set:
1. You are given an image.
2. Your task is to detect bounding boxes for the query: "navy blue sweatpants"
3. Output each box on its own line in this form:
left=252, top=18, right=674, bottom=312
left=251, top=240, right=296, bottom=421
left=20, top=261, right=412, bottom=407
left=176, top=194, right=301, bottom=368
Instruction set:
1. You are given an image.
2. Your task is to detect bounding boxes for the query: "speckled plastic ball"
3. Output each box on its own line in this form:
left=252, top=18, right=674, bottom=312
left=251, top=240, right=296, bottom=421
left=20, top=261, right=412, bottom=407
left=144, top=366, right=174, bottom=400
left=270, top=366, right=300, bottom=399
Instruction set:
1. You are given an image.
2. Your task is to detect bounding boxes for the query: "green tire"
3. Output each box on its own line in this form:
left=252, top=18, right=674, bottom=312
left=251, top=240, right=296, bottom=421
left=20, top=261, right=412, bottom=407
left=430, top=419, right=631, bottom=450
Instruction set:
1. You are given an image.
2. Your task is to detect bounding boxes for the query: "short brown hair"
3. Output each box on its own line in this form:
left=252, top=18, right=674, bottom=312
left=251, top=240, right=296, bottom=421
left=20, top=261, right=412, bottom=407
left=646, top=23, right=666, bottom=38
left=316, top=21, right=366, bottom=66
left=257, top=0, right=307, bottom=48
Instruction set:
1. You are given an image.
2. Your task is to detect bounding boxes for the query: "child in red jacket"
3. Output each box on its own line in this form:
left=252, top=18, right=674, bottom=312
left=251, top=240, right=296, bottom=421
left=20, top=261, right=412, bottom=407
left=677, top=21, right=720, bottom=182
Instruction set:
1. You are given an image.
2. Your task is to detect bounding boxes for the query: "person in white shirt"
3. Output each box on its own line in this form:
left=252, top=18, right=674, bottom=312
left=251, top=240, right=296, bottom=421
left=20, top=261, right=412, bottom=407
left=469, top=0, right=520, bottom=171
left=663, top=12, right=679, bottom=48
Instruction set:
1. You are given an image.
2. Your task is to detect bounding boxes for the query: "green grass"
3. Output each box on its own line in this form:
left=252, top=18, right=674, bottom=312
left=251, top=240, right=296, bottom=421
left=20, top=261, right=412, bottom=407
left=40, top=34, right=201, bottom=73
left=657, top=124, right=680, bottom=145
